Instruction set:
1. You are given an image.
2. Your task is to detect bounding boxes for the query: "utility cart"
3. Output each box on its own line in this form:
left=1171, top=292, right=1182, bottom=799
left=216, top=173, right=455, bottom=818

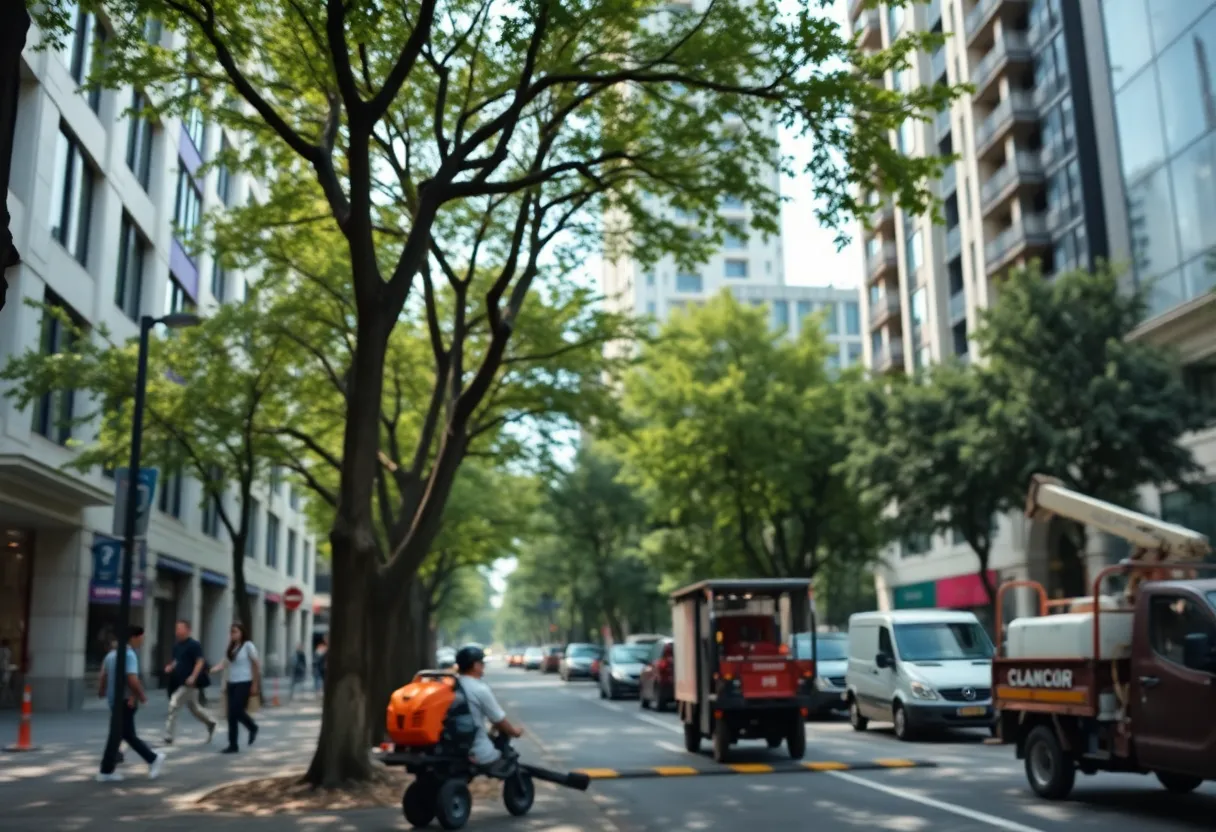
left=993, top=475, right=1216, bottom=799
left=670, top=578, right=818, bottom=762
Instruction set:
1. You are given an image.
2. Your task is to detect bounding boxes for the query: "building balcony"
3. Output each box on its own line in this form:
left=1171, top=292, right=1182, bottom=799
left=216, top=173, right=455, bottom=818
left=979, top=152, right=1044, bottom=217
left=984, top=213, right=1050, bottom=272
left=866, top=241, right=899, bottom=282
left=876, top=339, right=907, bottom=374
left=971, top=32, right=1032, bottom=100
left=870, top=292, right=901, bottom=328
left=1033, top=70, right=1067, bottom=109
left=927, top=0, right=943, bottom=31
left=946, top=224, right=962, bottom=262
left=934, top=108, right=953, bottom=142
left=1045, top=198, right=1082, bottom=233
left=940, top=162, right=957, bottom=197
left=974, top=92, right=1038, bottom=162
left=867, top=196, right=896, bottom=232
left=858, top=8, right=882, bottom=49
left=1027, top=11, right=1059, bottom=48
left=965, top=0, right=1027, bottom=46
left=930, top=46, right=947, bottom=82
left=949, top=289, right=966, bottom=323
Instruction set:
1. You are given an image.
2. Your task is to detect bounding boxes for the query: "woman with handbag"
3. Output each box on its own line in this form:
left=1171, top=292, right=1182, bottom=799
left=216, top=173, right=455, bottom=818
left=210, top=622, right=260, bottom=754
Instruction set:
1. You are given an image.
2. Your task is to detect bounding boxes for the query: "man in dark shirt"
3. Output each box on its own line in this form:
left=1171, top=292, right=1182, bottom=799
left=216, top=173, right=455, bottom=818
left=162, top=619, right=216, bottom=744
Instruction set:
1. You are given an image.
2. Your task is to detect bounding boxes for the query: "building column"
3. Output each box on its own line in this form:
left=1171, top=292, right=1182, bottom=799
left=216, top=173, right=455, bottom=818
left=26, top=528, right=91, bottom=711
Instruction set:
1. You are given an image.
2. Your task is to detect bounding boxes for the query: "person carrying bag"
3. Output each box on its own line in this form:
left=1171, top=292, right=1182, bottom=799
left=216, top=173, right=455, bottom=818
left=210, top=622, right=260, bottom=753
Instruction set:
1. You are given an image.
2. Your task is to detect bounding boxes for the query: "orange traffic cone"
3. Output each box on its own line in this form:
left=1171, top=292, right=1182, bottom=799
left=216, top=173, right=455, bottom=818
left=271, top=677, right=281, bottom=708
left=4, top=685, right=38, bottom=752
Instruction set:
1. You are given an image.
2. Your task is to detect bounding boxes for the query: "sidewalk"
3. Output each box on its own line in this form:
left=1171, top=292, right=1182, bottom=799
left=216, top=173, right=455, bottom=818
left=0, top=690, right=615, bottom=831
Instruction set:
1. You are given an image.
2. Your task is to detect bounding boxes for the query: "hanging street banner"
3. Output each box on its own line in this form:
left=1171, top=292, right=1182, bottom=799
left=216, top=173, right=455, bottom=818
left=90, top=534, right=147, bottom=604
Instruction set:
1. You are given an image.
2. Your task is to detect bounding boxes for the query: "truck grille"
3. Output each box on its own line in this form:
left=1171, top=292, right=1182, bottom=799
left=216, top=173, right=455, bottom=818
left=938, top=687, right=991, bottom=702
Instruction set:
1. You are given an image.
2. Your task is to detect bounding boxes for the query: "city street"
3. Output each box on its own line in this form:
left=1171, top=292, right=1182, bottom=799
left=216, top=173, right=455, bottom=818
left=499, top=667, right=1216, bottom=832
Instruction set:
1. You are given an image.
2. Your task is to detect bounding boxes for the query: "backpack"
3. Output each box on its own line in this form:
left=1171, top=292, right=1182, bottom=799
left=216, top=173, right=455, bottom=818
left=442, top=679, right=480, bottom=751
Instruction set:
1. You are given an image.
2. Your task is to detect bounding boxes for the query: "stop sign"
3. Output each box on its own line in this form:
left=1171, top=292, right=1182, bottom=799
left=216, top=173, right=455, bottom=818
left=283, top=586, right=304, bottom=611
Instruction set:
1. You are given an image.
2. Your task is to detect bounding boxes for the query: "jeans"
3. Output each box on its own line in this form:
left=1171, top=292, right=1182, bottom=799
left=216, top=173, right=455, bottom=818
left=226, top=681, right=258, bottom=749
left=100, top=703, right=157, bottom=774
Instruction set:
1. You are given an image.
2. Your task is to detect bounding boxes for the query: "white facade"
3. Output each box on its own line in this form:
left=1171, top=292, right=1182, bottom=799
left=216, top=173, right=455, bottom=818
left=725, top=283, right=865, bottom=370
left=0, top=11, right=317, bottom=709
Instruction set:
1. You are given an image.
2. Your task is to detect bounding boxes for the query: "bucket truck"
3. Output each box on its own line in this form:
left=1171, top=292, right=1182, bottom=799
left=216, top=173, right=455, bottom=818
left=992, top=475, right=1216, bottom=799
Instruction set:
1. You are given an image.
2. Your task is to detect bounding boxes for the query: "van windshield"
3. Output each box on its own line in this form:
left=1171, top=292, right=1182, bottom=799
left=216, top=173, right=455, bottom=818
left=893, top=622, right=993, bottom=662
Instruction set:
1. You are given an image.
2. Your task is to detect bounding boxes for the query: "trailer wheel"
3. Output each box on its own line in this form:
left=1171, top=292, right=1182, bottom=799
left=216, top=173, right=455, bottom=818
left=683, top=720, right=701, bottom=753
left=1156, top=772, right=1203, bottom=794
left=402, top=780, right=437, bottom=828
left=786, top=717, right=806, bottom=760
left=1024, top=725, right=1076, bottom=800
left=503, top=772, right=535, bottom=816
left=849, top=698, right=868, bottom=732
left=435, top=779, right=472, bottom=830
left=712, top=719, right=731, bottom=763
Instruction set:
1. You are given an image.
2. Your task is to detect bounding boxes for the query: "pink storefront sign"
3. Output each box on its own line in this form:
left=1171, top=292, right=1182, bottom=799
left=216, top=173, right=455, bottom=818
left=935, top=571, right=997, bottom=609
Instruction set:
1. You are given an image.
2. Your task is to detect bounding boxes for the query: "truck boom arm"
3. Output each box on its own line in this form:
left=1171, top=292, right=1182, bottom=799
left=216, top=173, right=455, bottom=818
left=1025, top=474, right=1211, bottom=565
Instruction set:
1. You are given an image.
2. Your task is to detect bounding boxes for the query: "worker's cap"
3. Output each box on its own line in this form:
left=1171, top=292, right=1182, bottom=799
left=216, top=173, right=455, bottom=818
left=455, top=645, right=486, bottom=672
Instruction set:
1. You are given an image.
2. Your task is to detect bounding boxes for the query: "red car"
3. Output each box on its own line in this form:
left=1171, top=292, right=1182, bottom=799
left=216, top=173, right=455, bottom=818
left=541, top=645, right=563, bottom=673
left=639, top=638, right=675, bottom=711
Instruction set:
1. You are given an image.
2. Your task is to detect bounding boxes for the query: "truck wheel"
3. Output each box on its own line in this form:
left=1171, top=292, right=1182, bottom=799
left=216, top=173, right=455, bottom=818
left=402, top=780, right=437, bottom=828
left=892, top=704, right=914, bottom=741
left=435, top=779, right=472, bottom=830
left=849, top=698, right=868, bottom=732
left=1156, top=772, right=1203, bottom=794
left=712, top=720, right=731, bottom=763
left=787, top=717, right=806, bottom=760
left=683, top=720, right=701, bottom=753
left=1024, top=725, right=1076, bottom=800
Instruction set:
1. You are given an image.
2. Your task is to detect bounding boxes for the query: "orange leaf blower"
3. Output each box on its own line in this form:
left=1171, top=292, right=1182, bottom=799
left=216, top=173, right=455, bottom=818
left=386, top=671, right=460, bottom=749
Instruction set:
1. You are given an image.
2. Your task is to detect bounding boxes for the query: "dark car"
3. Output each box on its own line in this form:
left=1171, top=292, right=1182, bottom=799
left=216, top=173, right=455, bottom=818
left=638, top=638, right=674, bottom=711
left=541, top=644, right=564, bottom=673
left=791, top=631, right=849, bottom=718
left=599, top=643, right=652, bottom=700
left=560, top=643, right=601, bottom=681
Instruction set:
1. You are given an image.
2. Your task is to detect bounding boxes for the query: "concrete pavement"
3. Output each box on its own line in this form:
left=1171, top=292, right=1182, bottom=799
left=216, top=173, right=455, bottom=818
left=500, top=666, right=1216, bottom=832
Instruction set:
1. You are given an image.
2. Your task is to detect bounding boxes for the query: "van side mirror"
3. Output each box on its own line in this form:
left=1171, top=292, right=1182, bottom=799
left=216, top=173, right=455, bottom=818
left=875, top=652, right=892, bottom=670
left=1182, top=633, right=1213, bottom=672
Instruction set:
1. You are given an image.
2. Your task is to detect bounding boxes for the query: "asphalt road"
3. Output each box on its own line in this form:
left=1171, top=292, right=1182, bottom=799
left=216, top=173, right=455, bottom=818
left=488, top=664, right=1216, bottom=832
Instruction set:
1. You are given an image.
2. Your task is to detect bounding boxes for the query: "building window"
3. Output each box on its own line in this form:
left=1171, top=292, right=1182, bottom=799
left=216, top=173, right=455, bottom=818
left=165, top=277, right=196, bottom=316
left=245, top=498, right=260, bottom=559
left=676, top=272, right=702, bottom=292
left=847, top=343, right=862, bottom=366
left=724, top=221, right=746, bottom=249
left=269, top=466, right=282, bottom=495
left=211, top=261, right=227, bottom=301
left=174, top=168, right=203, bottom=242
left=724, top=259, right=748, bottom=279
left=217, top=134, right=232, bottom=204
left=720, top=195, right=744, bottom=210
left=266, top=513, right=280, bottom=568
left=126, top=90, right=155, bottom=190
left=645, top=271, right=655, bottom=286
left=647, top=301, right=657, bottom=316
left=115, top=214, right=146, bottom=320
left=158, top=465, right=183, bottom=518
left=900, top=532, right=930, bottom=558
left=905, top=230, right=923, bottom=274
left=303, top=541, right=311, bottom=585
left=772, top=301, right=789, bottom=330
left=287, top=529, right=298, bottom=577
left=1161, top=482, right=1216, bottom=553
left=184, top=76, right=206, bottom=152
left=49, top=126, right=95, bottom=266
left=844, top=301, right=860, bottom=335
left=796, top=300, right=812, bottom=322
left=822, top=302, right=838, bottom=335
left=289, top=486, right=300, bottom=510
left=143, top=16, right=163, bottom=45
left=67, top=7, right=106, bottom=112
left=31, top=292, right=84, bottom=445
left=1102, top=0, right=1155, bottom=90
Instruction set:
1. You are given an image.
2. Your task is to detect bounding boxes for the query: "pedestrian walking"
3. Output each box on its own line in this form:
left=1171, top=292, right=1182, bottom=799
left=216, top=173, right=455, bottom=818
left=163, top=619, right=217, bottom=744
left=313, top=637, right=327, bottom=695
left=96, top=626, right=165, bottom=782
left=289, top=643, right=307, bottom=701
left=211, top=622, right=260, bottom=754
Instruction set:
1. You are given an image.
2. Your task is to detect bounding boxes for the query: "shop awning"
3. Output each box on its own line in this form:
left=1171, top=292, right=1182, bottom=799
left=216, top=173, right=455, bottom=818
left=201, top=569, right=228, bottom=587
left=155, top=553, right=195, bottom=575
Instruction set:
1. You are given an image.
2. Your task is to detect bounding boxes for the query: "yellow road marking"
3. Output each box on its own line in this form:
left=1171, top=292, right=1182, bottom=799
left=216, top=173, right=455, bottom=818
left=875, top=758, right=916, bottom=768
left=728, top=763, right=774, bottom=774
left=653, top=766, right=700, bottom=776
left=577, top=768, right=620, bottom=779
left=803, top=761, right=851, bottom=771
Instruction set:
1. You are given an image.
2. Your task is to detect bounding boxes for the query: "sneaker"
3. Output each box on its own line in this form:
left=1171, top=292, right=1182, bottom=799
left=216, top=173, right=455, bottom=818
left=221, top=746, right=239, bottom=754
left=248, top=725, right=259, bottom=746
left=148, top=752, right=166, bottom=780
left=96, top=772, right=124, bottom=782
left=206, top=723, right=216, bottom=743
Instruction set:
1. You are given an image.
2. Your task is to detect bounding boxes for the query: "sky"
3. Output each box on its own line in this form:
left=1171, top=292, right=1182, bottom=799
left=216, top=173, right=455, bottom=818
left=485, top=0, right=862, bottom=609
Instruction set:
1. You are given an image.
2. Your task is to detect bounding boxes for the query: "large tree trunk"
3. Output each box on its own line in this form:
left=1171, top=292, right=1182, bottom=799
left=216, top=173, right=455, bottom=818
left=230, top=538, right=254, bottom=633
left=366, top=579, right=426, bottom=746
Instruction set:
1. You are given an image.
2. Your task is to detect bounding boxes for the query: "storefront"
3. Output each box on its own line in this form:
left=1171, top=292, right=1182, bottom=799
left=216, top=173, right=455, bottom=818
left=1, top=529, right=34, bottom=707
left=891, top=570, right=999, bottom=634
left=85, top=535, right=146, bottom=672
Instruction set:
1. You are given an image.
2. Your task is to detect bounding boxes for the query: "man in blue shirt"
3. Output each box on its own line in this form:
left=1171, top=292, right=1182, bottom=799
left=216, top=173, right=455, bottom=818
left=97, top=626, right=164, bottom=782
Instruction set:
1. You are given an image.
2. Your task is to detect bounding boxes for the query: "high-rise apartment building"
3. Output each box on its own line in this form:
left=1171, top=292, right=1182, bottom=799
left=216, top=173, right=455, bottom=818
left=0, top=11, right=317, bottom=709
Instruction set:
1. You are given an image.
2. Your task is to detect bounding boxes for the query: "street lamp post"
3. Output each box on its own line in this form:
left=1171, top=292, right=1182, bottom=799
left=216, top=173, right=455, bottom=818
left=106, top=312, right=200, bottom=757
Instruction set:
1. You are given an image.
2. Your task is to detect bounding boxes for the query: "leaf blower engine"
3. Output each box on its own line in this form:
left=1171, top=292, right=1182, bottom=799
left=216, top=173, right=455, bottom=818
left=386, top=671, right=480, bottom=753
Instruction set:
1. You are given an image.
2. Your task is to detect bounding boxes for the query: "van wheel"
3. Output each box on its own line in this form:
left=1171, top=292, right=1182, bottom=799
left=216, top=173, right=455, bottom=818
left=892, top=704, right=913, bottom=741
left=1156, top=772, right=1203, bottom=794
left=712, top=720, right=731, bottom=763
left=1024, top=725, right=1076, bottom=800
left=787, top=717, right=806, bottom=760
left=849, top=698, right=868, bottom=732
left=683, top=721, right=701, bottom=753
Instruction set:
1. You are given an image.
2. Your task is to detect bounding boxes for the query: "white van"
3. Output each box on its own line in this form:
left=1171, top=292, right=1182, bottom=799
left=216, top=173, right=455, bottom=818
left=845, top=609, right=995, bottom=741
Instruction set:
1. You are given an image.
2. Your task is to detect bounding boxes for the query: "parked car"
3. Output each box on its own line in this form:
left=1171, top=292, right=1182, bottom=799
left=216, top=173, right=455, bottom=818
left=790, top=632, right=849, bottom=718
left=559, top=643, right=601, bottom=681
left=599, top=643, right=653, bottom=700
left=435, top=646, right=456, bottom=668
left=638, top=638, right=674, bottom=710
left=507, top=648, right=525, bottom=667
left=625, top=633, right=664, bottom=646
left=845, top=609, right=995, bottom=741
left=541, top=644, right=564, bottom=673
left=523, top=646, right=545, bottom=670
